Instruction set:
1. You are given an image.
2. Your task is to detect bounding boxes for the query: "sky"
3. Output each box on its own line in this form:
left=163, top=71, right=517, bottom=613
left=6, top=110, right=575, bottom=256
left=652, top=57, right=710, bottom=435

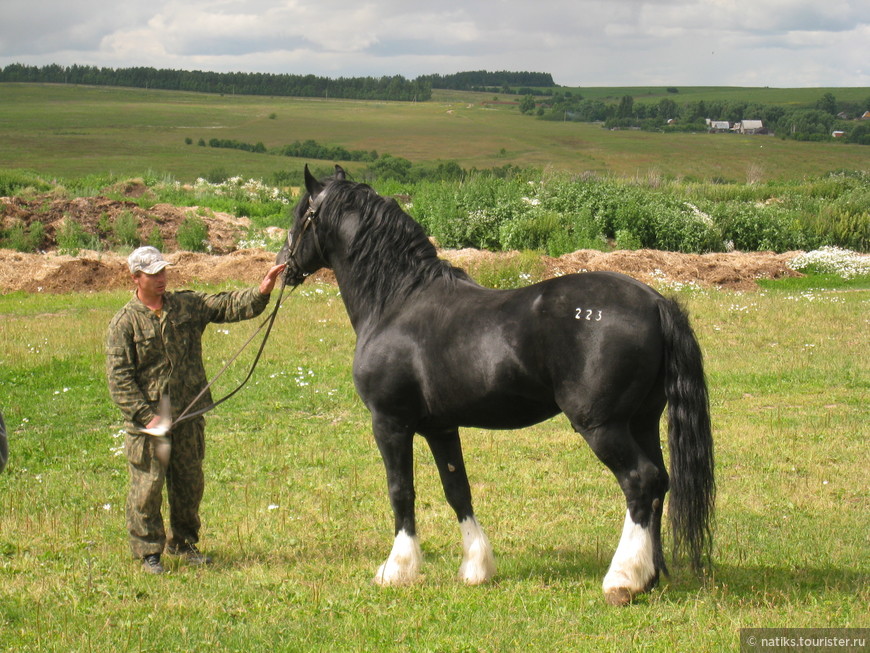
left=2, top=0, right=869, bottom=88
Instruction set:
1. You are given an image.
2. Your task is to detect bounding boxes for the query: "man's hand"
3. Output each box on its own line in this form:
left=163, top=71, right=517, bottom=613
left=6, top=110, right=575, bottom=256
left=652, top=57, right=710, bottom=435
left=259, top=264, right=287, bottom=295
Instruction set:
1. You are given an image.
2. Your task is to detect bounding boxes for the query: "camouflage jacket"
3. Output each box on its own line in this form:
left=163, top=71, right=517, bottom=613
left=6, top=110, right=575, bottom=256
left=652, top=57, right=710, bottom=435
left=106, top=287, right=271, bottom=432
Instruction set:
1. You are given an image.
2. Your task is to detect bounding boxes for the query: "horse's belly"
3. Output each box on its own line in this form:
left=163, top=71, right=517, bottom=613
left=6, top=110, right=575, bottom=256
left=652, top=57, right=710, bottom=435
left=421, top=395, right=560, bottom=430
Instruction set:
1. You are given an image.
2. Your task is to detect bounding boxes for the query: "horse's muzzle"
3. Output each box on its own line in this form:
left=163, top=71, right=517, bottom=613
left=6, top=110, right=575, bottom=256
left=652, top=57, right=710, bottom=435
left=282, top=261, right=307, bottom=287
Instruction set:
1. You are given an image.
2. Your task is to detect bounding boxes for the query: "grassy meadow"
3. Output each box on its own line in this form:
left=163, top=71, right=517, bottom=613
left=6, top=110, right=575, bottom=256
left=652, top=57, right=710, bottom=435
left=0, top=273, right=867, bottom=651
left=0, top=80, right=868, bottom=650
left=1, top=83, right=869, bottom=183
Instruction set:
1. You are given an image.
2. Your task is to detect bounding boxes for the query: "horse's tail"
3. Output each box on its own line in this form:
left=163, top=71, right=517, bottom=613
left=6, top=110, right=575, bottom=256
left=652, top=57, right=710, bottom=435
left=658, top=297, right=715, bottom=573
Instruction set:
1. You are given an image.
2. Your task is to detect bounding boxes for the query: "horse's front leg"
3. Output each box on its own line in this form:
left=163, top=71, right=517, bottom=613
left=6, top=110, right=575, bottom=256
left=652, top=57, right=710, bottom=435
left=423, top=428, right=496, bottom=585
left=372, top=415, right=422, bottom=586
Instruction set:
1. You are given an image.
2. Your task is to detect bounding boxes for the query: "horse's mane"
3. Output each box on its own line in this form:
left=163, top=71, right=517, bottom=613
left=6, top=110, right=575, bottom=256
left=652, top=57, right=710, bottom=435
left=320, top=180, right=474, bottom=313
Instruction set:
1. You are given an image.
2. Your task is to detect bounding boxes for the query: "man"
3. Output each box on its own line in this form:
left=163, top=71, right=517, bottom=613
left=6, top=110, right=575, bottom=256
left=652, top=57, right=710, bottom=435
left=106, top=246, right=285, bottom=574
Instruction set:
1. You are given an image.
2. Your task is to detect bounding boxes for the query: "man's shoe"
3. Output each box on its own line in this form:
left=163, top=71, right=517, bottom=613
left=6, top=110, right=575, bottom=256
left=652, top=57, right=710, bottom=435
left=142, top=553, right=165, bottom=574
left=168, top=543, right=212, bottom=566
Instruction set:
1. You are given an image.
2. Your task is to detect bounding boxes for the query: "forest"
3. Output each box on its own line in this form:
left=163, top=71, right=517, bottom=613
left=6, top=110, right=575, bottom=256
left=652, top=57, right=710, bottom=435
left=0, top=64, right=559, bottom=101
left=0, top=63, right=432, bottom=101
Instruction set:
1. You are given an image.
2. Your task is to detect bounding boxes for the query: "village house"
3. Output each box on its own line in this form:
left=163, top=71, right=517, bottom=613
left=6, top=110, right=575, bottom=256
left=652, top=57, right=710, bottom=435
left=734, top=120, right=764, bottom=134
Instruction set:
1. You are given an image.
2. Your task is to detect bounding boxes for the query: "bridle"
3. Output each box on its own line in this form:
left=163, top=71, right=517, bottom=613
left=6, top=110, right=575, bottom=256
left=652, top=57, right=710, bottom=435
left=283, top=190, right=328, bottom=285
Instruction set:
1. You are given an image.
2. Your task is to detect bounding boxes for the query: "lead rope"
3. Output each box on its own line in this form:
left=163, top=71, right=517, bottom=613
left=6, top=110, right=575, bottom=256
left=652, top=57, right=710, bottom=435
left=170, top=277, right=294, bottom=427
left=171, top=192, right=324, bottom=426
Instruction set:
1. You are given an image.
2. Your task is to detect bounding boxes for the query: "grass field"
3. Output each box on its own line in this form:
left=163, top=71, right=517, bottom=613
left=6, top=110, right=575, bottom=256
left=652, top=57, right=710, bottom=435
left=0, top=273, right=867, bottom=651
left=1, top=83, right=869, bottom=183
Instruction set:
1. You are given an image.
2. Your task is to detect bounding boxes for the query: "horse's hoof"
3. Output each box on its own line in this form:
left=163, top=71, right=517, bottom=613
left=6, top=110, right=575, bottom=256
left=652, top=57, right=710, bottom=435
left=604, top=587, right=635, bottom=606
left=458, top=568, right=493, bottom=585
left=374, top=562, right=419, bottom=587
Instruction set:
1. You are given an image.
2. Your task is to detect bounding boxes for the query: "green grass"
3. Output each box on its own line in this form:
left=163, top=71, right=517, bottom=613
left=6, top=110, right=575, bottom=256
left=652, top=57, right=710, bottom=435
left=1, top=83, right=868, bottom=184
left=0, top=272, right=867, bottom=651
left=757, top=273, right=870, bottom=292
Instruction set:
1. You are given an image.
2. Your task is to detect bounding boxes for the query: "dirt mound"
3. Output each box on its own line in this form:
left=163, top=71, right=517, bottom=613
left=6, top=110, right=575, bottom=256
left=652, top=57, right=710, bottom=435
left=0, top=246, right=799, bottom=295
left=543, top=248, right=800, bottom=292
left=0, top=193, right=801, bottom=294
left=0, top=249, right=272, bottom=294
left=1, top=194, right=251, bottom=255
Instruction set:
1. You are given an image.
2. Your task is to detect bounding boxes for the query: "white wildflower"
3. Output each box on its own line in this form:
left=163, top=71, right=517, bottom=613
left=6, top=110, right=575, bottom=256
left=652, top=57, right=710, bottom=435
left=788, top=247, right=870, bottom=279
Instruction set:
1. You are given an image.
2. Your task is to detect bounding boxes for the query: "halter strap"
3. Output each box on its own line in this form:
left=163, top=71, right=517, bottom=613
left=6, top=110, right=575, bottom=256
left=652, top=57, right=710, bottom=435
left=284, top=190, right=328, bottom=278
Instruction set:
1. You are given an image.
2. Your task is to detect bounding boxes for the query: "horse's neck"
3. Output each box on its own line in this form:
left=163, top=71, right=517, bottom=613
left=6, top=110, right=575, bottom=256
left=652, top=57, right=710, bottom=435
left=331, top=256, right=424, bottom=333
left=331, top=261, right=378, bottom=332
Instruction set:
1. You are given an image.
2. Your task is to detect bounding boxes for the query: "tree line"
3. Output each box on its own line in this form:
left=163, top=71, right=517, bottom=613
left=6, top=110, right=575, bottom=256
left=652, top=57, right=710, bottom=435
left=0, top=63, right=432, bottom=101
left=525, top=91, right=870, bottom=144
left=418, top=70, right=555, bottom=94
left=196, top=137, right=379, bottom=163
left=0, top=64, right=558, bottom=101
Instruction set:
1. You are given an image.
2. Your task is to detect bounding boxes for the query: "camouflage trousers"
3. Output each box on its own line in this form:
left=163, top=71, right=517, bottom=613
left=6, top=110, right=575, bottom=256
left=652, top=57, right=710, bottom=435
left=124, top=417, right=206, bottom=559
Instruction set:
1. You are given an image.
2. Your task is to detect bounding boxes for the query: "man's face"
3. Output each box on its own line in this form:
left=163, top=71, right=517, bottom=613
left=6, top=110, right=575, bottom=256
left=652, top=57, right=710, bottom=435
left=133, top=269, right=167, bottom=297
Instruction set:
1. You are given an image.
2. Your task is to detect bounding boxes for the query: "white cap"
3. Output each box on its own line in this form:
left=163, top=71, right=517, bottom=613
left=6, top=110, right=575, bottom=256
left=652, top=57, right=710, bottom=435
left=128, top=246, right=171, bottom=275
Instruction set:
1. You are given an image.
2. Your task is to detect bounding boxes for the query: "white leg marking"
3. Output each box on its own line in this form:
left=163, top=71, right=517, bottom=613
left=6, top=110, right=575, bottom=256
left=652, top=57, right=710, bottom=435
left=602, top=510, right=656, bottom=600
left=458, top=516, right=496, bottom=585
left=374, top=529, right=423, bottom=586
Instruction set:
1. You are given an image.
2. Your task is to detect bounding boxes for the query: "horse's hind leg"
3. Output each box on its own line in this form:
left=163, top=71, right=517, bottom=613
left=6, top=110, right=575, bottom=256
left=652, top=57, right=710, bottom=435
left=576, top=418, right=668, bottom=605
left=372, top=415, right=423, bottom=586
left=423, top=428, right=495, bottom=584
left=629, top=407, right=669, bottom=581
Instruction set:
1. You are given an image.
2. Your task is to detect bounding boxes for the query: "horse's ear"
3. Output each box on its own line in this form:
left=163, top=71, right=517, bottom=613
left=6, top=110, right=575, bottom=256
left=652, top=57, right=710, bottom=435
left=334, top=164, right=346, bottom=181
left=304, top=164, right=324, bottom=198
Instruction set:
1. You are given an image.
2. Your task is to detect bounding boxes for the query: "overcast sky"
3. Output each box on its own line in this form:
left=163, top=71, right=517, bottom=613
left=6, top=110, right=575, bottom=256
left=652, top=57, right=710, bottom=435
left=2, top=0, right=869, bottom=87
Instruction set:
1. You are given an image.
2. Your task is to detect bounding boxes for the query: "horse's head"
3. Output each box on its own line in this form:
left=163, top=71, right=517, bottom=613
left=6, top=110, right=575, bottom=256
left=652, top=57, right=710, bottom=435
left=276, top=164, right=346, bottom=286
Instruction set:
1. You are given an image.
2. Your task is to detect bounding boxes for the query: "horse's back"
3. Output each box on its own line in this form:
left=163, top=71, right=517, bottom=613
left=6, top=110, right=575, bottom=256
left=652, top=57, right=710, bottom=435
left=354, top=270, right=667, bottom=431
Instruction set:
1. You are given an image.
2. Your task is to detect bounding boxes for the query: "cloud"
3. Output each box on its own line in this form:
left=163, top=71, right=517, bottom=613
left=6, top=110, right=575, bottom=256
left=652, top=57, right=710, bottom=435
left=0, top=0, right=868, bottom=86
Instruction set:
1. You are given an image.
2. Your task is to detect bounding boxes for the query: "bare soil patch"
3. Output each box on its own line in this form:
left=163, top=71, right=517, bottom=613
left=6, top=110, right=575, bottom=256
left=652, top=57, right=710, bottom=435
left=0, top=194, right=800, bottom=294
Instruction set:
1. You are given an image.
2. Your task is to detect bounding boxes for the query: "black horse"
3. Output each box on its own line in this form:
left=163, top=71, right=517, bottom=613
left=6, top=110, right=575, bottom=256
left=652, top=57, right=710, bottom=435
left=278, top=166, right=714, bottom=605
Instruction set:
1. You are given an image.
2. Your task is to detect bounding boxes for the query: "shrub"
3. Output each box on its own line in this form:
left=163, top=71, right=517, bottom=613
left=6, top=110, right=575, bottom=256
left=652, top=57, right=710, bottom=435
left=499, top=209, right=561, bottom=251
left=805, top=180, right=870, bottom=251
left=714, top=203, right=810, bottom=252
left=146, top=226, right=164, bottom=250
left=410, top=176, right=528, bottom=249
left=0, top=170, right=51, bottom=196
left=112, top=211, right=140, bottom=248
left=204, top=168, right=230, bottom=184
left=615, top=229, right=642, bottom=250
left=176, top=215, right=209, bottom=252
left=57, top=219, right=101, bottom=255
left=607, top=193, right=720, bottom=253
left=462, top=250, right=545, bottom=289
left=3, top=220, right=45, bottom=252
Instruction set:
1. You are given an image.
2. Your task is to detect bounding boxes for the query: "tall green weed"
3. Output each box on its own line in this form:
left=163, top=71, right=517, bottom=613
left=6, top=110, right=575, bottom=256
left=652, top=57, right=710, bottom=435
left=176, top=214, right=210, bottom=252
left=1, top=220, right=45, bottom=252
